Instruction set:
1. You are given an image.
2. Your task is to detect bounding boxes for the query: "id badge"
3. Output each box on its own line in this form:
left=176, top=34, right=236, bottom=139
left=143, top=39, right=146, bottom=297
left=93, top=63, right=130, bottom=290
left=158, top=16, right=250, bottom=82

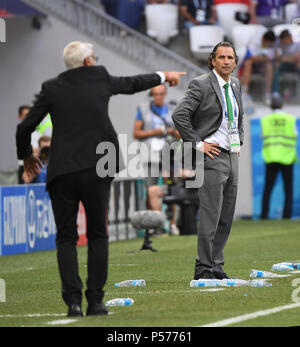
left=196, top=9, right=205, bottom=22
left=271, top=8, right=278, bottom=19
left=228, top=128, right=241, bottom=153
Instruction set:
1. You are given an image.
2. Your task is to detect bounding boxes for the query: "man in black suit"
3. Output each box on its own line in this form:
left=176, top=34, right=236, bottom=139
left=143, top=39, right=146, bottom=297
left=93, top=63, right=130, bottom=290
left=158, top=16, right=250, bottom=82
left=172, top=42, right=244, bottom=281
left=16, top=41, right=185, bottom=317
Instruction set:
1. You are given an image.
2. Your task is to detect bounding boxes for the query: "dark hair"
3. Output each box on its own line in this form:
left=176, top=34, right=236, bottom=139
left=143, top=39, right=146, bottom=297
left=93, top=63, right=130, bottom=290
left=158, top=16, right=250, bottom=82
left=18, top=105, right=30, bottom=116
left=208, top=42, right=239, bottom=71
left=271, top=96, right=283, bottom=110
left=279, top=29, right=291, bottom=40
left=263, top=30, right=276, bottom=42
left=39, top=146, right=50, bottom=162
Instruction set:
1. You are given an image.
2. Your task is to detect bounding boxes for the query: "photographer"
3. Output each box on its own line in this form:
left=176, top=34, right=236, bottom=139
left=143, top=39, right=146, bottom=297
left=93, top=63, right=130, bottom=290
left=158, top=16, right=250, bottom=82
left=133, top=84, right=181, bottom=235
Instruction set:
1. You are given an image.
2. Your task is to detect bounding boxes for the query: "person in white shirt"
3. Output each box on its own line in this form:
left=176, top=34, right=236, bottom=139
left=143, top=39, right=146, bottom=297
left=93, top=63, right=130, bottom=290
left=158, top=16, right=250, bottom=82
left=241, top=29, right=276, bottom=106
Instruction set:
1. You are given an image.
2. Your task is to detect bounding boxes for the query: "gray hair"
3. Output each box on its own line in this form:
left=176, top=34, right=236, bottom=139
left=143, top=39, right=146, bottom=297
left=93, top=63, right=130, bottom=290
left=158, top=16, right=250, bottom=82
left=63, top=41, right=94, bottom=70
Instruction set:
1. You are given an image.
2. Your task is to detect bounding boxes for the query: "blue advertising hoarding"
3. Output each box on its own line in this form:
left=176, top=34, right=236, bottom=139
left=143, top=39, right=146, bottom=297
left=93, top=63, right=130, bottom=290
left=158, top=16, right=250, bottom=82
left=0, top=184, right=56, bottom=256
left=251, top=118, right=300, bottom=219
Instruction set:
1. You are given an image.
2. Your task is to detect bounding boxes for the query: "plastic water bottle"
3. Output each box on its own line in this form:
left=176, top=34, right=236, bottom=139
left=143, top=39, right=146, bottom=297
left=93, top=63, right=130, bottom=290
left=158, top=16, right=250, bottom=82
left=190, top=279, right=220, bottom=287
left=106, top=298, right=134, bottom=307
left=272, top=263, right=300, bottom=271
left=219, top=279, right=249, bottom=287
left=250, top=280, right=272, bottom=287
left=114, top=280, right=146, bottom=287
left=250, top=269, right=289, bottom=278
left=250, top=270, right=265, bottom=278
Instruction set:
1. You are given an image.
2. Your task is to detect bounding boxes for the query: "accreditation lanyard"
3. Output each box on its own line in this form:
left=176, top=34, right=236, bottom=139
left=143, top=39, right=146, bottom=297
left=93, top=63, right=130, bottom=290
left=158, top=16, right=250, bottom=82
left=220, top=83, right=241, bottom=153
left=267, top=0, right=280, bottom=18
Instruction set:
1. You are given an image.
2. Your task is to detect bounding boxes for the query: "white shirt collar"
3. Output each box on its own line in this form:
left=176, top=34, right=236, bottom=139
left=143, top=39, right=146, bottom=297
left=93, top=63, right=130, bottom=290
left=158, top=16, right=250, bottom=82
left=213, top=69, right=231, bottom=89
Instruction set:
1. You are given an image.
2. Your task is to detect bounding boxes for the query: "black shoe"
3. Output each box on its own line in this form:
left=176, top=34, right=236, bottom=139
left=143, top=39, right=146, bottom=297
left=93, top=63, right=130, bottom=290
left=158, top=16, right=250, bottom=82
left=194, top=270, right=216, bottom=280
left=67, top=304, right=83, bottom=317
left=86, top=301, right=109, bottom=316
left=213, top=270, right=229, bottom=279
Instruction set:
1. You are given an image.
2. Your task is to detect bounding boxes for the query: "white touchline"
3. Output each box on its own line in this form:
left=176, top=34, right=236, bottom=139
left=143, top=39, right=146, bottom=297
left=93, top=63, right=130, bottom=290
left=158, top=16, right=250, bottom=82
left=106, top=289, right=225, bottom=295
left=0, top=313, right=66, bottom=318
left=198, top=302, right=300, bottom=327
left=47, top=319, right=78, bottom=325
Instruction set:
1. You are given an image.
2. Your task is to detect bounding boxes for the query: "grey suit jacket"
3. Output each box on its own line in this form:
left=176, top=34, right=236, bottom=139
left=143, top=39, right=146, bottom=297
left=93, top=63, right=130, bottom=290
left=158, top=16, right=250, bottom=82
left=172, top=71, right=244, bottom=147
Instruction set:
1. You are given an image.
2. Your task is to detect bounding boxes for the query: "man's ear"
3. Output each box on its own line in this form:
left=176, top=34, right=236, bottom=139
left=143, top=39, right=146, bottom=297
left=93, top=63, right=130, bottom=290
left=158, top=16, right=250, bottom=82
left=83, top=57, right=90, bottom=66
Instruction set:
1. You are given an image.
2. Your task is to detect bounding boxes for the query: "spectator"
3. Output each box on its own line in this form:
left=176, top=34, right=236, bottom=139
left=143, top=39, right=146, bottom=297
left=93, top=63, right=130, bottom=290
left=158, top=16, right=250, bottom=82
left=179, top=0, right=217, bottom=32
left=251, top=0, right=288, bottom=27
left=101, top=0, right=145, bottom=29
left=273, top=29, right=300, bottom=98
left=31, top=114, right=53, bottom=156
left=260, top=95, right=298, bottom=219
left=133, top=84, right=181, bottom=235
left=147, top=0, right=168, bottom=3
left=213, top=0, right=256, bottom=24
left=17, top=105, right=31, bottom=184
left=240, top=30, right=277, bottom=105
left=22, top=136, right=51, bottom=184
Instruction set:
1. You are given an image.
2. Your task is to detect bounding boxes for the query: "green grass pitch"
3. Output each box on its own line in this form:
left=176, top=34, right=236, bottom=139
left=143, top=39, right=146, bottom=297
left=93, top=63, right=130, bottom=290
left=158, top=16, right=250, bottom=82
left=0, top=220, right=300, bottom=327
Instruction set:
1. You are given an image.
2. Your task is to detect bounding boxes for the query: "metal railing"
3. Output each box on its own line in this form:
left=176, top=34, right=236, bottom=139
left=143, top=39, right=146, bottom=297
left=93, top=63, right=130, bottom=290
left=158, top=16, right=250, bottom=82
left=22, top=0, right=205, bottom=89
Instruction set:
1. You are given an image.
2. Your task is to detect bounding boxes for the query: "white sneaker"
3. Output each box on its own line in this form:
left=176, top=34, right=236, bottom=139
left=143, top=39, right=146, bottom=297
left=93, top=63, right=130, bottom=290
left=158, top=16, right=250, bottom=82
left=170, top=224, right=180, bottom=236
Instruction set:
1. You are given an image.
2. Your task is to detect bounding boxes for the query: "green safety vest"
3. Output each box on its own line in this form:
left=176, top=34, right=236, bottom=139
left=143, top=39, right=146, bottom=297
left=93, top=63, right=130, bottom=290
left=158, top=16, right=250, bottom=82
left=36, top=114, right=52, bottom=135
left=261, top=112, right=297, bottom=165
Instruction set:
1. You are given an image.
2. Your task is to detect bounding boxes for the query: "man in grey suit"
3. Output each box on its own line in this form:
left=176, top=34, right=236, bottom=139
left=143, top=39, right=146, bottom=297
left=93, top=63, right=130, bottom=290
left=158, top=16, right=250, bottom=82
left=172, top=42, right=244, bottom=280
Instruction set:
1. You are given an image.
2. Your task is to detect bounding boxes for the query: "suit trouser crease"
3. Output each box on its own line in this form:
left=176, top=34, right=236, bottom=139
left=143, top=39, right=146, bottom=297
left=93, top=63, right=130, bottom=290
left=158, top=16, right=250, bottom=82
left=49, top=169, right=110, bottom=306
left=195, top=153, right=238, bottom=276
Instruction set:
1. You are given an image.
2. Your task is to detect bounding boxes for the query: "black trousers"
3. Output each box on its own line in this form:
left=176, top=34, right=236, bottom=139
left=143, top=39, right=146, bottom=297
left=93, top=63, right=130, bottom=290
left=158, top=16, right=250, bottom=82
left=48, top=169, right=111, bottom=306
left=261, top=163, right=293, bottom=219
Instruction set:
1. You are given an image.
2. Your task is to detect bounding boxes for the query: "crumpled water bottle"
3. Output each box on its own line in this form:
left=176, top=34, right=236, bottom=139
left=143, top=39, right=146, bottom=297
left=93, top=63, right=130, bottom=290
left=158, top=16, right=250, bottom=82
left=190, top=279, right=220, bottom=287
left=249, top=279, right=272, bottom=287
left=106, top=298, right=134, bottom=307
left=271, top=263, right=300, bottom=271
left=250, top=269, right=289, bottom=278
left=219, top=279, right=249, bottom=287
left=114, top=280, right=146, bottom=287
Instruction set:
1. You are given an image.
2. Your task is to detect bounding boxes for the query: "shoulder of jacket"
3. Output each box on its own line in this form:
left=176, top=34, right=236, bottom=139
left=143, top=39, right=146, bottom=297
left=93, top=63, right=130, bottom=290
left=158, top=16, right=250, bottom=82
left=192, top=73, right=210, bottom=83
left=42, top=77, right=58, bottom=89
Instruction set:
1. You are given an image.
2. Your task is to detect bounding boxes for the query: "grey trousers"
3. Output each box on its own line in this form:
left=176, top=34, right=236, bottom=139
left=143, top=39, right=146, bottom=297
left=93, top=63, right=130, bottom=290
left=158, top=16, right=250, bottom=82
left=195, top=151, right=239, bottom=278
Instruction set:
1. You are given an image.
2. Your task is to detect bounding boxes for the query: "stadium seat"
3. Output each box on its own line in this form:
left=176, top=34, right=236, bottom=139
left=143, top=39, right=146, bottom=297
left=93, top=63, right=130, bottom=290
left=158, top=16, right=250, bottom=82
left=232, top=24, right=266, bottom=63
left=215, top=3, right=249, bottom=39
left=284, top=3, right=298, bottom=23
left=189, top=25, right=225, bottom=61
left=145, top=4, right=179, bottom=45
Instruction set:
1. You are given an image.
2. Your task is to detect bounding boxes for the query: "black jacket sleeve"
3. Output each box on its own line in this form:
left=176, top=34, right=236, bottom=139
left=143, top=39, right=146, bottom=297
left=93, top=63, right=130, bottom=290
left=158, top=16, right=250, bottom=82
left=108, top=71, right=162, bottom=95
left=16, top=82, right=52, bottom=160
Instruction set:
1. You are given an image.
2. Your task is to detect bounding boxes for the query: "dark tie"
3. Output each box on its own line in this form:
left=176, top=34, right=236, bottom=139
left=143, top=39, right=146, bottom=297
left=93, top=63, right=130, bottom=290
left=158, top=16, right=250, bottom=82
left=224, top=83, right=234, bottom=122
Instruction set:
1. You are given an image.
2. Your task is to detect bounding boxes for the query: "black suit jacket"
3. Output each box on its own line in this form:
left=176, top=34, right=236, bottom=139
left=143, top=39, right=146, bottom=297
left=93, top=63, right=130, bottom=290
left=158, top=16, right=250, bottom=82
left=16, top=66, right=162, bottom=188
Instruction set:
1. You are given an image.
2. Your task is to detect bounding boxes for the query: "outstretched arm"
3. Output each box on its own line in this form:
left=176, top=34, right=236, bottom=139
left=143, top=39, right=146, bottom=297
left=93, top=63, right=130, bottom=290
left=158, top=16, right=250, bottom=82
left=109, top=71, right=186, bottom=95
